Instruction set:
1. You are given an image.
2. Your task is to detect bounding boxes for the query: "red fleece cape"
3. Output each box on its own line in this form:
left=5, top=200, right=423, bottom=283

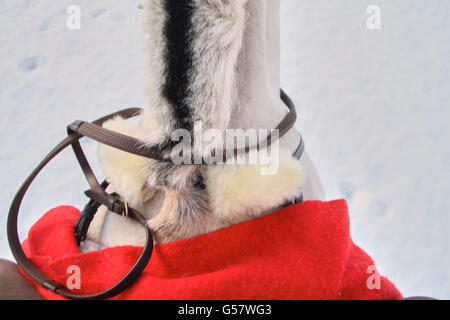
left=20, top=200, right=402, bottom=300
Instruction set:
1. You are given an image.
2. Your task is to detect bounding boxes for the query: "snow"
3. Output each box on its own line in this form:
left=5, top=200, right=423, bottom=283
left=0, top=0, right=448, bottom=299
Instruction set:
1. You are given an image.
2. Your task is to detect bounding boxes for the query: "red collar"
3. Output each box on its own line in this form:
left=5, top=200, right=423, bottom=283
left=22, top=200, right=402, bottom=300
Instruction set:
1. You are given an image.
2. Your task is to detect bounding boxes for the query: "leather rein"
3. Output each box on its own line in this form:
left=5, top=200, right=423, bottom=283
left=7, top=90, right=305, bottom=300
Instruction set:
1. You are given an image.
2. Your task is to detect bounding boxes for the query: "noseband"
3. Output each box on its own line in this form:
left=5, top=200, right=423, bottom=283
left=7, top=90, right=305, bottom=300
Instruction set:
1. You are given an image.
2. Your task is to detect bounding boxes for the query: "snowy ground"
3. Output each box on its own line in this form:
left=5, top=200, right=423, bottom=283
left=0, top=0, right=449, bottom=299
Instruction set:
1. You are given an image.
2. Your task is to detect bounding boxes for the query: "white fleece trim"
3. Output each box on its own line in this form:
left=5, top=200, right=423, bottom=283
left=98, top=117, right=156, bottom=207
left=205, top=148, right=305, bottom=222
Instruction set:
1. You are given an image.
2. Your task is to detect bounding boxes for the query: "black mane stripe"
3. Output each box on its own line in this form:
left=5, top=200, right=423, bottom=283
left=162, top=0, right=195, bottom=131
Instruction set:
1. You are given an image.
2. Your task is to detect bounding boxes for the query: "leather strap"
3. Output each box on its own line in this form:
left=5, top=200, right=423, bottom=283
left=7, top=108, right=154, bottom=300
left=7, top=90, right=303, bottom=300
left=69, top=89, right=298, bottom=164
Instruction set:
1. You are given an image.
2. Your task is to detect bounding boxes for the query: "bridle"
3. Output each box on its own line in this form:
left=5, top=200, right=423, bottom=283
left=7, top=89, right=305, bottom=300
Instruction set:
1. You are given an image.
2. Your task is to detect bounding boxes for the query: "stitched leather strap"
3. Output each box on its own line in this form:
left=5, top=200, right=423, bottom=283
left=70, top=90, right=298, bottom=163
left=7, top=90, right=304, bottom=300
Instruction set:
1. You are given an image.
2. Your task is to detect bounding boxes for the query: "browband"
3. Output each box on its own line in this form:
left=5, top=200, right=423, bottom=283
left=7, top=90, right=304, bottom=300
left=69, top=89, right=298, bottom=162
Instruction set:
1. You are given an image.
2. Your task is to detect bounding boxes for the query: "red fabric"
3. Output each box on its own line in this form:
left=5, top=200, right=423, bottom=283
left=20, top=200, right=402, bottom=300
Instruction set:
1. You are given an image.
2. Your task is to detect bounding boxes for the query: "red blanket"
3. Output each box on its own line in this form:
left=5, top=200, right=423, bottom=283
left=20, top=200, right=402, bottom=300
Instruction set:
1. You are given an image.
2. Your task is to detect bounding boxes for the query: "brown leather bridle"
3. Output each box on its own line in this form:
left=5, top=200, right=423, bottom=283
left=7, top=90, right=305, bottom=300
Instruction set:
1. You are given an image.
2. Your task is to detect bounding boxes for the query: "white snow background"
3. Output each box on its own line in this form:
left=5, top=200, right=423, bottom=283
left=0, top=0, right=449, bottom=299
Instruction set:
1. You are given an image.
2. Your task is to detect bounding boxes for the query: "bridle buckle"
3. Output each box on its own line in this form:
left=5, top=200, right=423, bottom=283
left=122, top=201, right=129, bottom=220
